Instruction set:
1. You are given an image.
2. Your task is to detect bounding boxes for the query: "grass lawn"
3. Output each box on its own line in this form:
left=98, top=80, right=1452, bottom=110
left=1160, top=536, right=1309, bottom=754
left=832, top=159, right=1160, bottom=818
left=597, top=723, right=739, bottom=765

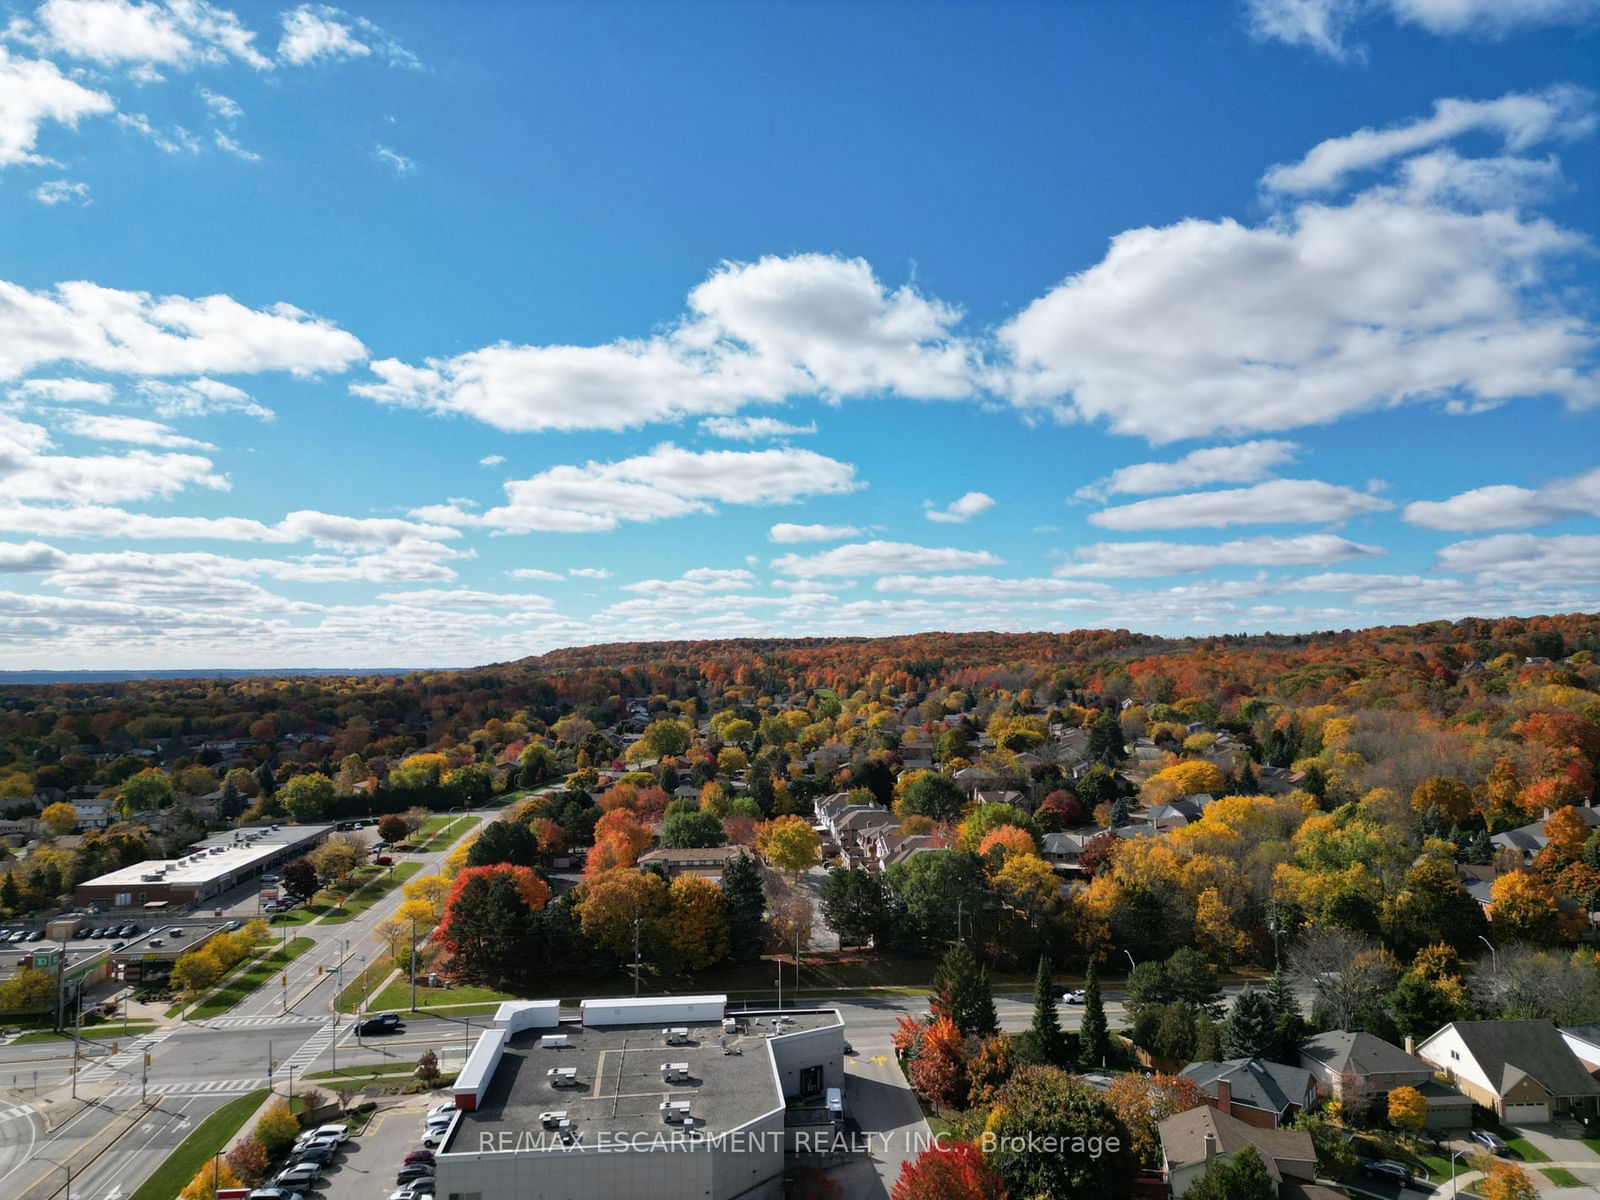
left=1542, top=1167, right=1583, bottom=1187
left=365, top=976, right=515, bottom=1011
left=1502, top=1133, right=1550, bottom=1163
left=1414, top=1149, right=1468, bottom=1183
left=13, top=1022, right=160, bottom=1043
left=335, top=954, right=394, bottom=1013
left=305, top=1061, right=417, bottom=1081
left=188, top=937, right=315, bottom=1021
left=321, top=862, right=422, bottom=924
left=127, top=1088, right=267, bottom=1200
left=411, top=816, right=476, bottom=853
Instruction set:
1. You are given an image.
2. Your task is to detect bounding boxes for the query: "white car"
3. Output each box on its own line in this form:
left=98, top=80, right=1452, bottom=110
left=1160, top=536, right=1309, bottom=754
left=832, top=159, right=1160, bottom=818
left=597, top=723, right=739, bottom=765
left=1061, top=989, right=1086, bottom=1004
left=306, top=1122, right=349, bottom=1142
left=425, top=1103, right=455, bottom=1121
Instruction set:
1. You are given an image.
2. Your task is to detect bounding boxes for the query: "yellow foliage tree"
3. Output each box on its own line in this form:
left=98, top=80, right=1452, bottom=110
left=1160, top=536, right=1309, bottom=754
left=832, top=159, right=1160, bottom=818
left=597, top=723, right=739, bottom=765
left=755, top=815, right=820, bottom=881
left=1472, top=1155, right=1538, bottom=1200
left=179, top=1159, right=240, bottom=1200
left=1387, top=1085, right=1427, bottom=1134
left=993, top=853, right=1059, bottom=924
left=662, top=874, right=729, bottom=971
left=40, top=802, right=78, bottom=836
left=1487, top=871, right=1560, bottom=943
left=1194, top=886, right=1250, bottom=966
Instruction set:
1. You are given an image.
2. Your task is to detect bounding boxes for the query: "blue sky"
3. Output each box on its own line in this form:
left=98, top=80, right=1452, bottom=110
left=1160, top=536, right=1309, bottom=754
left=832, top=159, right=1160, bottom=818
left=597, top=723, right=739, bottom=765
left=1, top=0, right=1598, bottom=667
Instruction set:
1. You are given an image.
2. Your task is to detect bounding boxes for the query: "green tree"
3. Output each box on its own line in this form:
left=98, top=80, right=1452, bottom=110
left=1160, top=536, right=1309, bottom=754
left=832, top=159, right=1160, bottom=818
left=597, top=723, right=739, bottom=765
left=1222, top=987, right=1277, bottom=1059
left=931, top=942, right=998, bottom=1037
left=1088, top=709, right=1127, bottom=763
left=884, top=851, right=983, bottom=947
left=279, top=772, right=334, bottom=822
left=120, top=768, right=174, bottom=811
left=0, top=966, right=56, bottom=1012
left=899, top=773, right=966, bottom=823
left=1186, top=1145, right=1275, bottom=1200
left=1166, top=947, right=1223, bottom=1016
left=1388, top=972, right=1461, bottom=1041
left=982, top=1066, right=1137, bottom=1198
left=820, top=867, right=889, bottom=948
left=0, top=872, right=19, bottom=913
left=1265, top=968, right=1306, bottom=1062
left=519, top=742, right=558, bottom=786
left=1030, top=955, right=1067, bottom=1065
left=466, top=819, right=541, bottom=869
left=640, top=719, right=692, bottom=759
left=1079, top=959, right=1110, bottom=1067
left=659, top=810, right=727, bottom=849
left=720, top=850, right=766, bottom=963
left=253, top=759, right=277, bottom=798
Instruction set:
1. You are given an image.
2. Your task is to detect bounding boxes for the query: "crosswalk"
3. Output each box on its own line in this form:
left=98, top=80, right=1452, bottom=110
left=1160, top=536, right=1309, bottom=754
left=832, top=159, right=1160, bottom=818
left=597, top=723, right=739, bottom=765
left=107, top=1078, right=262, bottom=1098
left=192, top=1015, right=321, bottom=1030
left=274, top=1022, right=349, bottom=1077
left=77, top=1031, right=173, bottom=1084
left=0, top=1101, right=34, bottom=1123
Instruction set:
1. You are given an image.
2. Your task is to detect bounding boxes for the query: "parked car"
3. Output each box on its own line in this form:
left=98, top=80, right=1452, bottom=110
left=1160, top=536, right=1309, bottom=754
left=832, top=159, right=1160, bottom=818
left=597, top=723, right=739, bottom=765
left=387, top=1186, right=432, bottom=1200
left=305, top=1123, right=349, bottom=1142
left=1061, top=989, right=1086, bottom=1004
left=247, top=1189, right=306, bottom=1200
left=292, top=1145, right=337, bottom=1168
left=273, top=1164, right=319, bottom=1189
left=120, top=923, right=139, bottom=935
left=293, top=1132, right=339, bottom=1154
left=148, top=939, right=164, bottom=948
left=397, top=1165, right=436, bottom=1185
left=358, top=1012, right=403, bottom=1035
left=376, top=855, right=393, bottom=866
left=425, top=1103, right=455, bottom=1121
left=1470, top=1129, right=1511, bottom=1155
left=1360, top=1159, right=1413, bottom=1184
left=72, top=928, right=90, bottom=940
left=403, top=1150, right=434, bottom=1166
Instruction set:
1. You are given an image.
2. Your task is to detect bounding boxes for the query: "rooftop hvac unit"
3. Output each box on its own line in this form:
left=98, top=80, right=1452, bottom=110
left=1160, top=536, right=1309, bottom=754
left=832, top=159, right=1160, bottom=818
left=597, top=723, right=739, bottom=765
left=663, top=1027, right=690, bottom=1045
left=540, top=1034, right=568, bottom=1049
left=660, top=1100, right=692, bottom=1122
left=538, top=1111, right=568, bottom=1128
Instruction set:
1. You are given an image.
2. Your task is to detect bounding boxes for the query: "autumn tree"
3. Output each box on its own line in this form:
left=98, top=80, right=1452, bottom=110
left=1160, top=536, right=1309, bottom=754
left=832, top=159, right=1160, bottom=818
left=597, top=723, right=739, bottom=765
left=434, top=864, right=552, bottom=986
left=309, top=834, right=365, bottom=891
left=755, top=814, right=820, bottom=880
left=892, top=1142, right=1008, bottom=1200
left=1387, top=1085, right=1427, bottom=1135
left=281, top=856, right=319, bottom=902
left=279, top=772, right=334, bottom=822
left=1471, top=1154, right=1539, bottom=1200
left=377, top=813, right=408, bottom=844
left=661, top=874, right=730, bottom=971
left=1487, top=871, right=1561, bottom=944
left=225, top=1138, right=271, bottom=1187
left=982, top=1066, right=1136, bottom=1198
left=179, top=1159, right=240, bottom=1200
left=576, top=868, right=669, bottom=961
left=1106, top=1071, right=1205, bottom=1166
left=255, top=1099, right=299, bottom=1157
left=40, top=802, right=77, bottom=836
left=1544, top=805, right=1591, bottom=861
left=0, top=966, right=56, bottom=1012
left=1411, top=776, right=1473, bottom=823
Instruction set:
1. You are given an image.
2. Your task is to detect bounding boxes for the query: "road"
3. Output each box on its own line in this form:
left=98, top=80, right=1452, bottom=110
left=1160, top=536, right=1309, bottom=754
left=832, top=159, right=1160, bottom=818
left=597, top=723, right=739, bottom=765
left=0, top=807, right=493, bottom=1200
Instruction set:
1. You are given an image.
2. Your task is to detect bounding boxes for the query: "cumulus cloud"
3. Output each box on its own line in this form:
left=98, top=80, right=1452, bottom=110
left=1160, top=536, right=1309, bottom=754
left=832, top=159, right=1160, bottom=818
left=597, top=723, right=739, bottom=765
left=29, top=0, right=270, bottom=71
left=1075, top=440, right=1302, bottom=502
left=372, top=588, right=555, bottom=611
left=135, top=378, right=273, bottom=419
left=60, top=412, right=214, bottom=449
left=0, top=278, right=365, bottom=382
left=873, top=574, right=1110, bottom=599
left=412, top=443, right=859, bottom=534
left=478, top=455, right=505, bottom=467
left=0, top=413, right=225, bottom=503
left=355, top=254, right=979, bottom=433
left=0, top=44, right=113, bottom=168
left=568, top=567, right=610, bottom=579
left=924, top=491, right=995, bottom=524
left=1246, top=0, right=1600, bottom=60
left=1435, top=533, right=1600, bottom=586
left=0, top=541, right=69, bottom=572
left=8, top=378, right=114, bottom=405
left=999, top=191, right=1597, bottom=441
left=1089, top=479, right=1391, bottom=530
left=621, top=568, right=756, bottom=596
left=278, top=4, right=418, bottom=68
left=1055, top=533, right=1383, bottom=577
left=0, top=496, right=457, bottom=547
left=700, top=415, right=818, bottom=440
left=506, top=567, right=562, bottom=582
left=1262, top=86, right=1595, bottom=194
left=771, top=540, right=1003, bottom=579
left=1404, top=467, right=1600, bottom=531
left=768, top=523, right=862, bottom=544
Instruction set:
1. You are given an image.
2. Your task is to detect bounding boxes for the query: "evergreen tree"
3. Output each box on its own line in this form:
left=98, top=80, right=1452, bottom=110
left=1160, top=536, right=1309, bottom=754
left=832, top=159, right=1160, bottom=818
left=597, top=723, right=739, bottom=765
left=218, top=779, right=244, bottom=821
left=1079, top=959, right=1109, bottom=1067
left=931, top=942, right=998, bottom=1037
left=720, top=851, right=766, bottom=963
left=1088, top=709, right=1126, bottom=764
left=1265, top=969, right=1306, bottom=1061
left=1222, top=987, right=1276, bottom=1059
left=253, top=759, right=277, bottom=798
left=1030, top=955, right=1067, bottom=1065
left=1235, top=760, right=1260, bottom=795
left=1195, top=1015, right=1222, bottom=1062
left=0, top=872, right=18, bottom=913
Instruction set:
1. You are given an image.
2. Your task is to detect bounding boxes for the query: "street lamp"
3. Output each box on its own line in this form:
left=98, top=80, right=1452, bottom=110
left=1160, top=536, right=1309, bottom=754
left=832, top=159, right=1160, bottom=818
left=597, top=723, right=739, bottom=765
left=1478, top=935, right=1497, bottom=974
left=1123, top=949, right=1136, bottom=973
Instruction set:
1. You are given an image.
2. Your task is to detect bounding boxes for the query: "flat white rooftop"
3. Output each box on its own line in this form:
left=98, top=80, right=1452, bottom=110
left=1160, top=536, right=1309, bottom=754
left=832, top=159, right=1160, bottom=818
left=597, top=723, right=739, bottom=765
left=79, top=824, right=332, bottom=889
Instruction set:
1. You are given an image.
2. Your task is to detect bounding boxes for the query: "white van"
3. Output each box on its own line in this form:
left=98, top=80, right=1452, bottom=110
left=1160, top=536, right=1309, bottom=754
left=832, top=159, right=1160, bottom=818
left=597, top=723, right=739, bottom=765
left=825, top=1087, right=843, bottom=1118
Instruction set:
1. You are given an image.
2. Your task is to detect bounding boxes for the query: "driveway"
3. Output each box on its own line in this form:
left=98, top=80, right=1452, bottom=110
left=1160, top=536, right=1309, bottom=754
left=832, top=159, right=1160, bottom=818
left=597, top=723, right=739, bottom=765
left=1506, top=1123, right=1600, bottom=1189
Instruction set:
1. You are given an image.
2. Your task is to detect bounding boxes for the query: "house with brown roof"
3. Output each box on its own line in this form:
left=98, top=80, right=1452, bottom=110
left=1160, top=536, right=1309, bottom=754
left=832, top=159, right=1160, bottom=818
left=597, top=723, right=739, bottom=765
left=1159, top=1105, right=1316, bottom=1198
left=1299, top=1030, right=1471, bottom=1129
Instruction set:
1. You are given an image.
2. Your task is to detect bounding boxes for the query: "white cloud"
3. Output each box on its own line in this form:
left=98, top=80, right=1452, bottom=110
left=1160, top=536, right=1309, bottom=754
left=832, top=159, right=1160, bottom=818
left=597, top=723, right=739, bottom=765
left=768, top=522, right=862, bottom=544
left=1247, top=0, right=1600, bottom=60
left=568, top=567, right=610, bottom=579
left=372, top=588, right=555, bottom=612
left=412, top=443, right=860, bottom=534
left=33, top=178, right=90, bottom=206
left=197, top=86, right=240, bottom=119
left=1075, top=440, right=1302, bottom=502
left=213, top=130, right=258, bottom=160
left=506, top=567, right=563, bottom=582
left=700, top=415, right=817, bottom=440
left=1407, top=469, right=1600, bottom=531
left=872, top=574, right=1111, bottom=599
left=0, top=541, right=69, bottom=572
left=1055, top=533, right=1383, bottom=577
left=115, top=110, right=202, bottom=154
left=134, top=378, right=274, bottom=419
left=60, top=412, right=214, bottom=448
left=1262, top=87, right=1595, bottom=194
left=7, top=378, right=115, bottom=404
left=1435, top=533, right=1600, bottom=586
left=771, top=540, right=1002, bottom=579
left=355, top=254, right=978, bottom=433
left=374, top=145, right=414, bottom=174
left=0, top=278, right=365, bottom=381
left=277, top=4, right=417, bottom=68
left=1394, top=148, right=1565, bottom=209
left=999, top=191, right=1598, bottom=442
left=0, top=44, right=113, bottom=168
left=0, top=412, right=225, bottom=503
left=28, top=0, right=269, bottom=70
left=1089, top=479, right=1391, bottom=530
left=478, top=455, right=505, bottom=467
left=621, top=568, right=755, bottom=596
left=924, top=491, right=996, bottom=524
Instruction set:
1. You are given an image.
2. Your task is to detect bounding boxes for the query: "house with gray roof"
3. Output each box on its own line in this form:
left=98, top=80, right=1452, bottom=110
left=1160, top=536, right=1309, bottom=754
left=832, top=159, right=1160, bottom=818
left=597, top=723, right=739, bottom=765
left=1492, top=806, right=1600, bottom=866
left=1417, top=1019, right=1600, bottom=1123
left=1299, top=1030, right=1471, bottom=1129
left=1181, top=1058, right=1318, bottom=1129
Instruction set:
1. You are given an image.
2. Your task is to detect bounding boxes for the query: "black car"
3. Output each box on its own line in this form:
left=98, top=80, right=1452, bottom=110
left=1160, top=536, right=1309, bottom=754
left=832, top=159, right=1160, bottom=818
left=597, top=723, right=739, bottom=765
left=358, top=1012, right=403, bottom=1035
left=292, top=1145, right=337, bottom=1168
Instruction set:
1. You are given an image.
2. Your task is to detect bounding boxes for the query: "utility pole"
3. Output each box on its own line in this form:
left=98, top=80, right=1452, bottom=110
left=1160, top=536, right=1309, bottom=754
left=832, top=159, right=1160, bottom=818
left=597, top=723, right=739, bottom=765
left=409, top=918, right=418, bottom=1013
left=141, top=1049, right=148, bottom=1102
left=70, top=1003, right=80, bottom=1099
left=632, top=918, right=641, bottom=998
left=268, top=1040, right=273, bottom=1094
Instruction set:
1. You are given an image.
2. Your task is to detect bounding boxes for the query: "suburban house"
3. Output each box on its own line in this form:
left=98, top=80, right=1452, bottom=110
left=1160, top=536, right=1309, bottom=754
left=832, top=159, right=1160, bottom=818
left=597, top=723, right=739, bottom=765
left=1181, top=1058, right=1319, bottom=1129
left=72, top=799, right=113, bottom=829
left=1299, top=1030, right=1472, bottom=1129
left=1160, top=1104, right=1317, bottom=1198
left=1492, top=807, right=1600, bottom=867
left=1417, top=1020, right=1600, bottom=1123
left=1559, top=1025, right=1600, bottom=1076
left=635, top=846, right=749, bottom=881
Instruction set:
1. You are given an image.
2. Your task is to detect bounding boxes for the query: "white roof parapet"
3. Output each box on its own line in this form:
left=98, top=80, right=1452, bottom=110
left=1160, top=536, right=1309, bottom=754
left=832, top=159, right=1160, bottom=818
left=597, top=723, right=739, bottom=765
left=494, top=1000, right=560, bottom=1033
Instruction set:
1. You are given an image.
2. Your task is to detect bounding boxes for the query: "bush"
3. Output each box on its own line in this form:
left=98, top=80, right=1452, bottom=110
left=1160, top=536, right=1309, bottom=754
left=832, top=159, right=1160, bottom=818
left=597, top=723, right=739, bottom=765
left=254, top=1099, right=299, bottom=1157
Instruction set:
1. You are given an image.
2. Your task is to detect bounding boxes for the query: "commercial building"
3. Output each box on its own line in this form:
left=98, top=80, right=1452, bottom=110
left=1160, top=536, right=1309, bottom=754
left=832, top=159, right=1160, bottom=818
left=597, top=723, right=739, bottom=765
left=433, top=994, right=846, bottom=1200
left=73, top=824, right=333, bottom=910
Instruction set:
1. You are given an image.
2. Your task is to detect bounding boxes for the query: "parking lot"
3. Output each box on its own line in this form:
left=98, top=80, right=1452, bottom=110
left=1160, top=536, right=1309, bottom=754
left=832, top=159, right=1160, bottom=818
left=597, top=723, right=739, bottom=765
left=313, top=1094, right=442, bottom=1200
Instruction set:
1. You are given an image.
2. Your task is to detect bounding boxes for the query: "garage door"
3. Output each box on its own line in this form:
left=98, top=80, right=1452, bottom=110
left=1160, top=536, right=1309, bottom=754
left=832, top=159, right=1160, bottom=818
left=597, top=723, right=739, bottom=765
left=1503, top=1102, right=1549, bottom=1123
